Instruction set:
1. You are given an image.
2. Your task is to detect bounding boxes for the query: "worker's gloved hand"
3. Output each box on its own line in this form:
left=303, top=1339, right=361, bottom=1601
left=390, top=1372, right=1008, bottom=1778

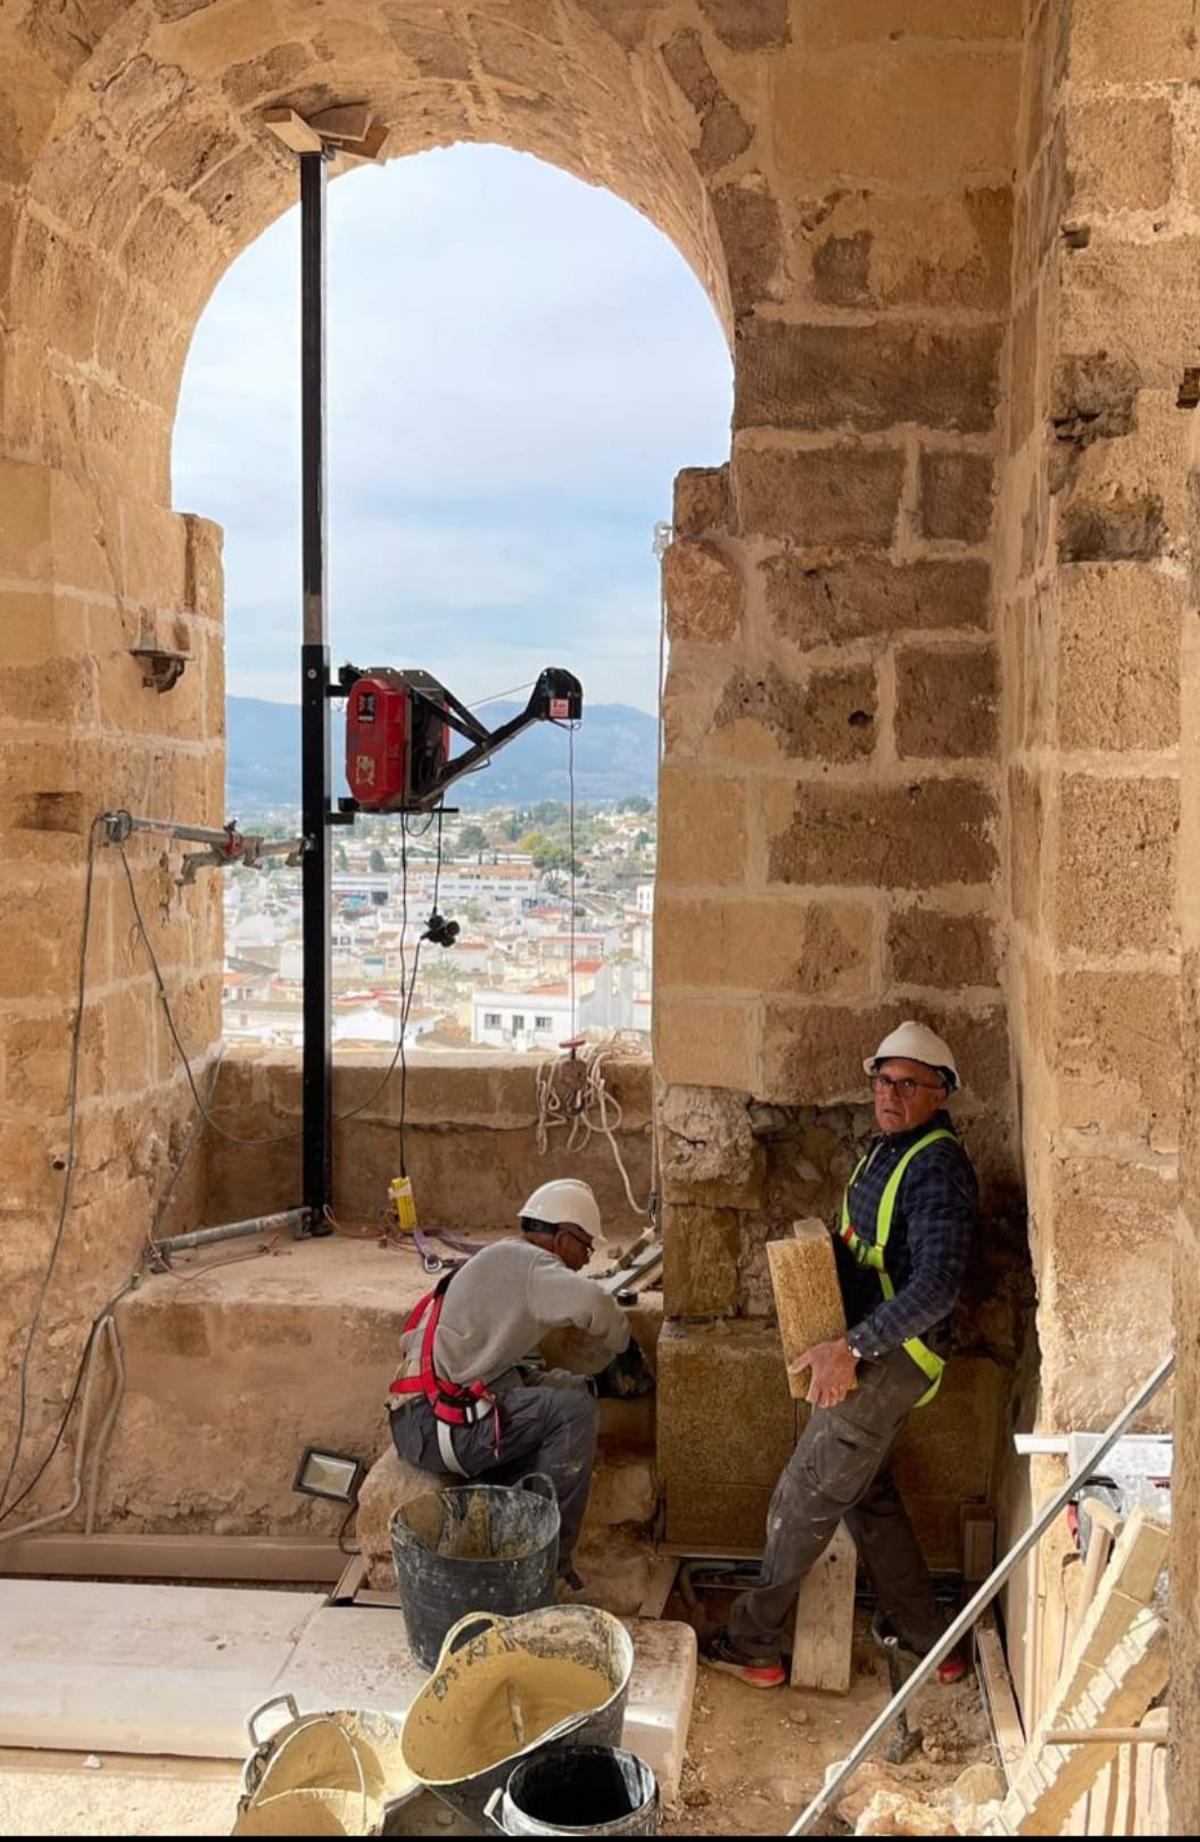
left=593, top=1337, right=655, bottom=1399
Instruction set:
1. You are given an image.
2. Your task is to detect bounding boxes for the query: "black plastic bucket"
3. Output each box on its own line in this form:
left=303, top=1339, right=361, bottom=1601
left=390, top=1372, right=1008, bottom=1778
left=389, top=1473, right=560, bottom=1670
left=496, top=1747, right=659, bottom=1836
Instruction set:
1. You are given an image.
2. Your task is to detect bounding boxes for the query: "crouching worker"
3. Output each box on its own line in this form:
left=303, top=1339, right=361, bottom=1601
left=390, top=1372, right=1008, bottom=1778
left=703, top=1022, right=978, bottom=1690
left=388, top=1178, right=636, bottom=1589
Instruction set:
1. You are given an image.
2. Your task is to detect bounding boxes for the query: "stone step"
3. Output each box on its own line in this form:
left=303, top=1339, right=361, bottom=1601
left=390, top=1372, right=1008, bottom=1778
left=357, top=1444, right=660, bottom=1592
left=586, top=1450, right=658, bottom=1529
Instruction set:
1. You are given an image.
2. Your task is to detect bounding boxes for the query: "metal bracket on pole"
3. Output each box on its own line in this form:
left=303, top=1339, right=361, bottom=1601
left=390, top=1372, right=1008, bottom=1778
left=786, top=1351, right=1175, bottom=1836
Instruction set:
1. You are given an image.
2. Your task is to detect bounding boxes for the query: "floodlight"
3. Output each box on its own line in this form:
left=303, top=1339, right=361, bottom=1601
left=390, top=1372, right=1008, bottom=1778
left=293, top=1446, right=365, bottom=1503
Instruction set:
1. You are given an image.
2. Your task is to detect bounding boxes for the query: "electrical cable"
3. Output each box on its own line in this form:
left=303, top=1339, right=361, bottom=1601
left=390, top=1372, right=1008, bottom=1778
left=395, top=807, right=443, bottom=1175
left=469, top=680, right=536, bottom=709
left=332, top=803, right=445, bottom=1134
left=0, top=816, right=104, bottom=1517
left=118, top=845, right=306, bottom=1147
left=336, top=1500, right=359, bottom=1557
left=0, top=1274, right=137, bottom=1528
left=147, top=1046, right=226, bottom=1263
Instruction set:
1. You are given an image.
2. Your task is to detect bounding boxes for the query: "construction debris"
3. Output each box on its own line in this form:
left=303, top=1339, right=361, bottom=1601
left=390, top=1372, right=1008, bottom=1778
left=986, top=1507, right=1170, bottom=1836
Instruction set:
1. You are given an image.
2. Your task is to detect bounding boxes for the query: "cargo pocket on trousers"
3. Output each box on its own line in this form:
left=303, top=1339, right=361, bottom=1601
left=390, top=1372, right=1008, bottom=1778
left=806, top=1420, right=889, bottom=1514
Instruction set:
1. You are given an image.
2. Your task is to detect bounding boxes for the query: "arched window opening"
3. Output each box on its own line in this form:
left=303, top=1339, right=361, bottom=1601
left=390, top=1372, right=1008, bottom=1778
left=174, top=145, right=731, bottom=1058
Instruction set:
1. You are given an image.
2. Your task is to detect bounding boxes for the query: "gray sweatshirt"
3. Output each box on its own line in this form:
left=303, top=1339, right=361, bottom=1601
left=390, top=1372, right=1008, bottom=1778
left=400, top=1239, right=630, bottom=1386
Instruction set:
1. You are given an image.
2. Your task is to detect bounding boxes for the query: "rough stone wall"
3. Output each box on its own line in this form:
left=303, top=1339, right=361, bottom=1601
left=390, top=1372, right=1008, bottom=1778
left=995, top=0, right=1184, bottom=1443
left=990, top=0, right=1195, bottom=1738
left=204, top=1047, right=652, bottom=1236
left=0, top=458, right=224, bottom=1507
left=653, top=1, right=1027, bottom=1549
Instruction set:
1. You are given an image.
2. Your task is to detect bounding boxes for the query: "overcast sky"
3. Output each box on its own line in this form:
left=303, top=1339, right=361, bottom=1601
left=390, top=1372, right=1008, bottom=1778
left=173, top=144, right=732, bottom=717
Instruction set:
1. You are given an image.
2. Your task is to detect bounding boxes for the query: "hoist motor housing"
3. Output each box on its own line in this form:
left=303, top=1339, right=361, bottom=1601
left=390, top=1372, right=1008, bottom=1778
left=345, top=669, right=451, bottom=812
left=341, top=664, right=583, bottom=814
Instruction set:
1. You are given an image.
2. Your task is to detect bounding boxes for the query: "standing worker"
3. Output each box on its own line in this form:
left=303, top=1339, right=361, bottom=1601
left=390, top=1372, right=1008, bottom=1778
left=388, top=1178, right=644, bottom=1589
left=703, top=1022, right=978, bottom=1688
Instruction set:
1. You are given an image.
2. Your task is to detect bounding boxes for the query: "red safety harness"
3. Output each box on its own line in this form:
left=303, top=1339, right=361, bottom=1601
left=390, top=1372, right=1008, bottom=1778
left=389, top=1271, right=500, bottom=1449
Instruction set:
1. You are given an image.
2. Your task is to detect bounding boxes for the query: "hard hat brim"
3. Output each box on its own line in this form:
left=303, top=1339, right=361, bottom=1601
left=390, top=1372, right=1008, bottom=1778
left=864, top=1054, right=959, bottom=1093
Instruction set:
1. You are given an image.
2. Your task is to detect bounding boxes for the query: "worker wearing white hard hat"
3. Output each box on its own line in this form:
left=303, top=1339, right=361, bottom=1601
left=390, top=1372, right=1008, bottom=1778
left=706, top=1020, right=979, bottom=1691
left=388, top=1176, right=650, bottom=1590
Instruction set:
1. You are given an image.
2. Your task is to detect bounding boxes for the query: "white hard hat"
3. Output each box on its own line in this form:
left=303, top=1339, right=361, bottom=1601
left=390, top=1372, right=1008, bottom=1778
left=864, top=1021, right=960, bottom=1093
left=518, top=1178, right=605, bottom=1245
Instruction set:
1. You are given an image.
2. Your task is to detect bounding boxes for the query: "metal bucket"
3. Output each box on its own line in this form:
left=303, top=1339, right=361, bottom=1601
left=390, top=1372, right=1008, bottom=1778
left=400, top=1606, right=635, bottom=1829
left=491, top=1747, right=660, bottom=1836
left=390, top=1473, right=560, bottom=1671
left=233, top=1696, right=419, bottom=1837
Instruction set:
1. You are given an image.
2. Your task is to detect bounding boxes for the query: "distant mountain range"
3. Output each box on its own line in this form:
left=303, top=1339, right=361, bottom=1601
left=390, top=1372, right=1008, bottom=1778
left=225, top=695, right=658, bottom=812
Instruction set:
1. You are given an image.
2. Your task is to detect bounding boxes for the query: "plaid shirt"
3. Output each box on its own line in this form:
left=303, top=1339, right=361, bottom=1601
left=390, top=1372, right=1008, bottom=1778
left=834, top=1110, right=977, bottom=1363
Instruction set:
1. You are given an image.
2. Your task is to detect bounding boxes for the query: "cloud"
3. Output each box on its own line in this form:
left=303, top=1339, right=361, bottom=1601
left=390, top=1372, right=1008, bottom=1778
left=173, top=143, right=732, bottom=713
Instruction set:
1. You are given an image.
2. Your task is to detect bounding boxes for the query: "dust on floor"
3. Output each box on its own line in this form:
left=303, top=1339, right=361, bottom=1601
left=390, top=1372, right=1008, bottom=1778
left=665, top=1640, right=995, bottom=1837
left=0, top=1754, right=244, bottom=1837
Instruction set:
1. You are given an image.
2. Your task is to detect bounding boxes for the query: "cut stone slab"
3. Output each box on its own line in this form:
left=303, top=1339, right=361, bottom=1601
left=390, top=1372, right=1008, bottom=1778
left=768, top=1220, right=846, bottom=1401
left=0, top=1581, right=695, bottom=1805
left=0, top=1582, right=325, bottom=1758
left=263, top=1603, right=430, bottom=1721
left=621, top=1616, right=697, bottom=1806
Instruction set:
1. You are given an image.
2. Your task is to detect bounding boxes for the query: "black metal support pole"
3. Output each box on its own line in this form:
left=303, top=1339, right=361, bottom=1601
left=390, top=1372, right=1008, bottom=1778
left=300, top=148, right=333, bottom=1236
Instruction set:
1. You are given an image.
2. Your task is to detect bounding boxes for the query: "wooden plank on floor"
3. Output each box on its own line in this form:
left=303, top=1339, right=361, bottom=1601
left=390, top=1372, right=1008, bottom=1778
left=638, top=1553, right=679, bottom=1620
left=976, top=1608, right=1025, bottom=1782
left=791, top=1522, right=856, bottom=1694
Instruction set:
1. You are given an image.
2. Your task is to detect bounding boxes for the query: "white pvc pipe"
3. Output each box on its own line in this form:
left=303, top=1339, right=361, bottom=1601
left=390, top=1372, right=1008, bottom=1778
left=85, top=1317, right=125, bottom=1536
left=0, top=1315, right=111, bottom=1545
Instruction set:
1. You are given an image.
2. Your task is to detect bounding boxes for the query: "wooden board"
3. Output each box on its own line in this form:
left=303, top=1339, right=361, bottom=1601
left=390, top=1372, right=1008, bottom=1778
left=638, top=1553, right=680, bottom=1619
left=768, top=1220, right=846, bottom=1402
left=975, top=1609, right=1025, bottom=1781
left=962, top=1504, right=997, bottom=1582
left=262, top=107, right=323, bottom=154
left=790, top=1522, right=856, bottom=1694
left=988, top=1510, right=1172, bottom=1836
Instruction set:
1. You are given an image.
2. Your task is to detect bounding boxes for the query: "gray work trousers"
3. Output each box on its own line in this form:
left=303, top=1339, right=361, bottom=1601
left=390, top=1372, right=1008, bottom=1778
left=728, top=1346, right=945, bottom=1663
left=389, top=1381, right=599, bottom=1567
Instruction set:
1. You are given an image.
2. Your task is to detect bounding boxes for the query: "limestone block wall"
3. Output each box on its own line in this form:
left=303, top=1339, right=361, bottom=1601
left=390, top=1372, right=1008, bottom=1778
left=203, top=1048, right=652, bottom=1236
left=991, top=0, right=1195, bottom=1738
left=0, top=456, right=224, bottom=1507
left=996, top=0, right=1185, bottom=1441
left=652, top=2, right=1027, bottom=1549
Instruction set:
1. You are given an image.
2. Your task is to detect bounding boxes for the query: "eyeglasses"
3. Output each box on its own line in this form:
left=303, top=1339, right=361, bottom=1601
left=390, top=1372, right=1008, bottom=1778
left=559, top=1225, right=594, bottom=1255
left=869, top=1073, right=946, bottom=1099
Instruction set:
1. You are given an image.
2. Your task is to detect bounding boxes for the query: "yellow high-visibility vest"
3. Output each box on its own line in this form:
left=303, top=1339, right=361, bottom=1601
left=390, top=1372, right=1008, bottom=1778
left=839, top=1126, right=956, bottom=1408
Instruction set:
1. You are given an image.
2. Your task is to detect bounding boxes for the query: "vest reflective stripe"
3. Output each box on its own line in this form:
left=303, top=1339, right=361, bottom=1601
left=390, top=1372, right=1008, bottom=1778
left=839, top=1126, right=956, bottom=1408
